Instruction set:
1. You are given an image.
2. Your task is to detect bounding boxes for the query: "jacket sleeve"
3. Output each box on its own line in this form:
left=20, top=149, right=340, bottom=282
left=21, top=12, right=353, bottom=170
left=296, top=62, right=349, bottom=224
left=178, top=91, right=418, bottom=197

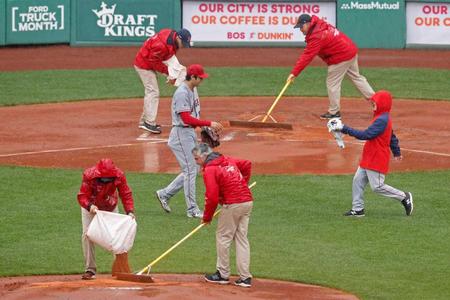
left=234, top=159, right=252, bottom=184
left=342, top=115, right=388, bottom=140
left=202, top=167, right=220, bottom=223
left=291, top=37, right=322, bottom=77
left=390, top=131, right=401, bottom=157
left=77, top=177, right=92, bottom=211
left=116, top=174, right=134, bottom=214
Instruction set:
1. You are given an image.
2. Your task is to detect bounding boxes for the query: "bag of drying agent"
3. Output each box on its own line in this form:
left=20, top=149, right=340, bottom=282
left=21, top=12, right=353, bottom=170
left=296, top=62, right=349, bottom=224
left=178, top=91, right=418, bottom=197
left=86, top=210, right=137, bottom=254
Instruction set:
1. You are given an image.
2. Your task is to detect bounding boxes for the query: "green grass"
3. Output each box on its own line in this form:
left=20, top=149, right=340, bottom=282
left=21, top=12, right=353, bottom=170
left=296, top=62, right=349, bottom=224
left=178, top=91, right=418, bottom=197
left=1, top=67, right=449, bottom=106
left=0, top=166, right=449, bottom=300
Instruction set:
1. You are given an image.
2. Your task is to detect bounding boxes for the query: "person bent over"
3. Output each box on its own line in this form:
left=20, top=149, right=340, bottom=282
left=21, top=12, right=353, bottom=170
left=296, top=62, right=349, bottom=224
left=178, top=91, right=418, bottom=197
left=193, top=143, right=254, bottom=288
left=77, top=158, right=135, bottom=280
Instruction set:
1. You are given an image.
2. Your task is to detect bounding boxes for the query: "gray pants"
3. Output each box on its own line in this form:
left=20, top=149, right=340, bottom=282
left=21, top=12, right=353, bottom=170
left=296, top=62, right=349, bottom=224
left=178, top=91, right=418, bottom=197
left=327, top=55, right=375, bottom=114
left=159, top=127, right=200, bottom=214
left=352, top=167, right=406, bottom=211
left=134, top=65, right=159, bottom=125
left=81, top=206, right=118, bottom=273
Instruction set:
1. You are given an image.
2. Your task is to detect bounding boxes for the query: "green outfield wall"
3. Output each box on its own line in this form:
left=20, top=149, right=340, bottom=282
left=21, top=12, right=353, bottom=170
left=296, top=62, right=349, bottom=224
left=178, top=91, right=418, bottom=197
left=337, top=0, right=406, bottom=48
left=0, top=0, right=448, bottom=48
left=5, top=0, right=70, bottom=45
left=70, top=0, right=181, bottom=46
left=0, top=0, right=5, bottom=45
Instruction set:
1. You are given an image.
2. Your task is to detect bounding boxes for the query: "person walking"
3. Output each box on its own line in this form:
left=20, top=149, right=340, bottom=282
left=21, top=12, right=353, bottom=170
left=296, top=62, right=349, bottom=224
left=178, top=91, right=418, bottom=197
left=155, top=65, right=223, bottom=218
left=328, top=90, right=413, bottom=217
left=287, top=14, right=375, bottom=119
left=77, top=158, right=135, bottom=280
left=192, top=143, right=254, bottom=288
left=134, top=28, right=192, bottom=134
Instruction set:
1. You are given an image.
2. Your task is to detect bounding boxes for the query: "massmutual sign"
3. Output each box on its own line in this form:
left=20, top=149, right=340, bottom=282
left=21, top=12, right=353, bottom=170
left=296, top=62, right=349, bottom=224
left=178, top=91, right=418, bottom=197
left=92, top=1, right=158, bottom=37
left=340, top=1, right=400, bottom=10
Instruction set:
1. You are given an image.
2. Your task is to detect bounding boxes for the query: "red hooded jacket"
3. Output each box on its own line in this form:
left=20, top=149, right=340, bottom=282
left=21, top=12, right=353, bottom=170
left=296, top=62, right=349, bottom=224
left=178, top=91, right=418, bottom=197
left=291, top=15, right=358, bottom=76
left=202, top=154, right=253, bottom=223
left=77, top=159, right=134, bottom=213
left=134, top=29, right=178, bottom=74
left=342, top=91, right=401, bottom=174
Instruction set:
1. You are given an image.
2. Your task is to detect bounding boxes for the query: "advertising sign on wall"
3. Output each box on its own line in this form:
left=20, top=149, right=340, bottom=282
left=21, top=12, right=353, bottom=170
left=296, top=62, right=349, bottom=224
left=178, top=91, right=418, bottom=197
left=0, top=0, right=5, bottom=45
left=6, top=0, right=70, bottom=44
left=337, top=0, right=405, bottom=48
left=406, top=2, right=450, bottom=45
left=71, top=0, right=180, bottom=45
left=182, top=1, right=336, bottom=45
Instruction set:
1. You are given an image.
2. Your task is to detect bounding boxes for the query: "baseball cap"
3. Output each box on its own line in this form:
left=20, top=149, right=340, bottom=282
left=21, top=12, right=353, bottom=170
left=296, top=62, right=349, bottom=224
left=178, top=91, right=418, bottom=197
left=177, top=28, right=192, bottom=48
left=187, top=64, right=209, bottom=79
left=294, top=14, right=312, bottom=29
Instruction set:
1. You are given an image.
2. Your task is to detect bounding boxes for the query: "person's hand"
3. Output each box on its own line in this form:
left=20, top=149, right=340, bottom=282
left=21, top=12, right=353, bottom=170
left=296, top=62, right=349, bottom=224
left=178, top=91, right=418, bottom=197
left=287, top=74, right=296, bottom=83
left=128, top=212, right=135, bottom=219
left=166, top=78, right=176, bottom=85
left=89, top=205, right=98, bottom=214
left=210, top=121, right=223, bottom=133
left=394, top=155, right=403, bottom=161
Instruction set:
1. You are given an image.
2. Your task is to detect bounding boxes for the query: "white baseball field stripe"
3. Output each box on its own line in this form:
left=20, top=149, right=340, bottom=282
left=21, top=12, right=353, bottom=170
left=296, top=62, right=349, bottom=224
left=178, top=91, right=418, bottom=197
left=345, top=140, right=450, bottom=157
left=0, top=140, right=168, bottom=158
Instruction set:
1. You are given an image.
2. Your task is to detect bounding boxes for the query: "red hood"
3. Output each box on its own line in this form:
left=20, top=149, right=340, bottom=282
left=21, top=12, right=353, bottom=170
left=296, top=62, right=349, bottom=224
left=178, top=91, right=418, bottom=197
left=371, top=90, right=392, bottom=116
left=307, top=15, right=326, bottom=36
left=85, top=158, right=120, bottom=179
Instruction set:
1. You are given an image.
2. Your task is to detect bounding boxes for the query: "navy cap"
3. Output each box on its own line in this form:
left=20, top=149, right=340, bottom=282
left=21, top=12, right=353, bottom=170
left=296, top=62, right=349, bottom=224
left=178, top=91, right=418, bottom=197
left=294, top=14, right=312, bottom=29
left=177, top=28, right=191, bottom=48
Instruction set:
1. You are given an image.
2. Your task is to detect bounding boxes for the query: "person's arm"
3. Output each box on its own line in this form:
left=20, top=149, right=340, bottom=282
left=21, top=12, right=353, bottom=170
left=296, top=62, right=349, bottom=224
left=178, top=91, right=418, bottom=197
left=77, top=178, right=93, bottom=211
left=116, top=174, right=134, bottom=214
left=390, top=131, right=402, bottom=157
left=180, top=111, right=211, bottom=127
left=202, top=168, right=220, bottom=223
left=342, top=114, right=388, bottom=140
left=290, top=38, right=322, bottom=77
left=234, top=159, right=252, bottom=184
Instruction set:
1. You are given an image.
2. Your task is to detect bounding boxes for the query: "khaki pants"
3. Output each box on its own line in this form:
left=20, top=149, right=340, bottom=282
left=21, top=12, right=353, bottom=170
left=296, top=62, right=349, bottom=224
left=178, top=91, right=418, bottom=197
left=216, top=201, right=253, bottom=280
left=134, top=65, right=160, bottom=125
left=81, top=206, right=118, bottom=273
left=327, top=55, right=374, bottom=114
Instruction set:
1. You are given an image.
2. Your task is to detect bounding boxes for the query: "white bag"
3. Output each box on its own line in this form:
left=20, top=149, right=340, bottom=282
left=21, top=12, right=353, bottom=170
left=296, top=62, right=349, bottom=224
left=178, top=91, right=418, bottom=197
left=163, top=55, right=186, bottom=87
left=86, top=210, right=137, bottom=254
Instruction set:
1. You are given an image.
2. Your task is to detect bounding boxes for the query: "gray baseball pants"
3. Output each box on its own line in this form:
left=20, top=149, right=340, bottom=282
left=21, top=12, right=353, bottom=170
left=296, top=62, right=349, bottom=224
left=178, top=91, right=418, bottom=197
left=159, top=127, right=201, bottom=214
left=352, top=167, right=406, bottom=211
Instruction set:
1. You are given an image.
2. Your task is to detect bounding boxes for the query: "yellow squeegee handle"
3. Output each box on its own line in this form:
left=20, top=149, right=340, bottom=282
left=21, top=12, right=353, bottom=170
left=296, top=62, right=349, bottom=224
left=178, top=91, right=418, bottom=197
left=137, top=181, right=257, bottom=275
left=262, top=80, right=292, bottom=123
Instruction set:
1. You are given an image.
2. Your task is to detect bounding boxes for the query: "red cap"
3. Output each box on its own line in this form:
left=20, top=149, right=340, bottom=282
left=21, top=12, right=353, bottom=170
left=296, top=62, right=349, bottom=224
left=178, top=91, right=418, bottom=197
left=187, top=64, right=209, bottom=79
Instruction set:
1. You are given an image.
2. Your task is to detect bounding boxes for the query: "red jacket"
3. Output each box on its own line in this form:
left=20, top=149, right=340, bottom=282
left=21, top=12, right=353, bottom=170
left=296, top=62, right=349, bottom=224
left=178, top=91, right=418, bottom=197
left=360, top=92, right=394, bottom=174
left=134, top=29, right=178, bottom=74
left=291, top=15, right=358, bottom=76
left=77, top=159, right=134, bottom=213
left=202, top=154, right=253, bottom=223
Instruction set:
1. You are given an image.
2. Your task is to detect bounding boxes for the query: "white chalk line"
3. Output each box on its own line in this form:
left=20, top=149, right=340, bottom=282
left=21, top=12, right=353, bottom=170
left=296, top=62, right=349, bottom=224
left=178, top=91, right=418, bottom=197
left=0, top=139, right=168, bottom=158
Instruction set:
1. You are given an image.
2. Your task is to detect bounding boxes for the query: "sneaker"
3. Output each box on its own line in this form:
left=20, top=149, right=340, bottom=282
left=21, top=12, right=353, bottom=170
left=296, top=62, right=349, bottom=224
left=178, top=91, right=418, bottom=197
left=81, top=271, right=96, bottom=280
left=320, top=111, right=341, bottom=119
left=139, top=122, right=162, bottom=134
left=204, top=271, right=229, bottom=285
left=343, top=209, right=365, bottom=217
left=187, top=210, right=203, bottom=218
left=401, top=192, right=414, bottom=216
left=155, top=190, right=171, bottom=213
left=234, top=277, right=252, bottom=288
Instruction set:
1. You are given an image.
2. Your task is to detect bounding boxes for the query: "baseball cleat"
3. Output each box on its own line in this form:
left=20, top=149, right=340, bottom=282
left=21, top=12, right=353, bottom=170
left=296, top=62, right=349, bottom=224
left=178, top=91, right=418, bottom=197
left=81, top=271, right=96, bottom=280
left=343, top=209, right=365, bottom=217
left=401, top=192, right=413, bottom=216
left=140, top=122, right=162, bottom=134
left=320, top=111, right=341, bottom=119
left=155, top=190, right=171, bottom=213
left=187, top=210, right=203, bottom=219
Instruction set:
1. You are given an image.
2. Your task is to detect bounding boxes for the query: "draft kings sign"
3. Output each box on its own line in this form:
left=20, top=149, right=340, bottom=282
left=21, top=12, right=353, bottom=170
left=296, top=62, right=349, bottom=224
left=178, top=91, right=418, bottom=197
left=182, top=1, right=336, bottom=44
